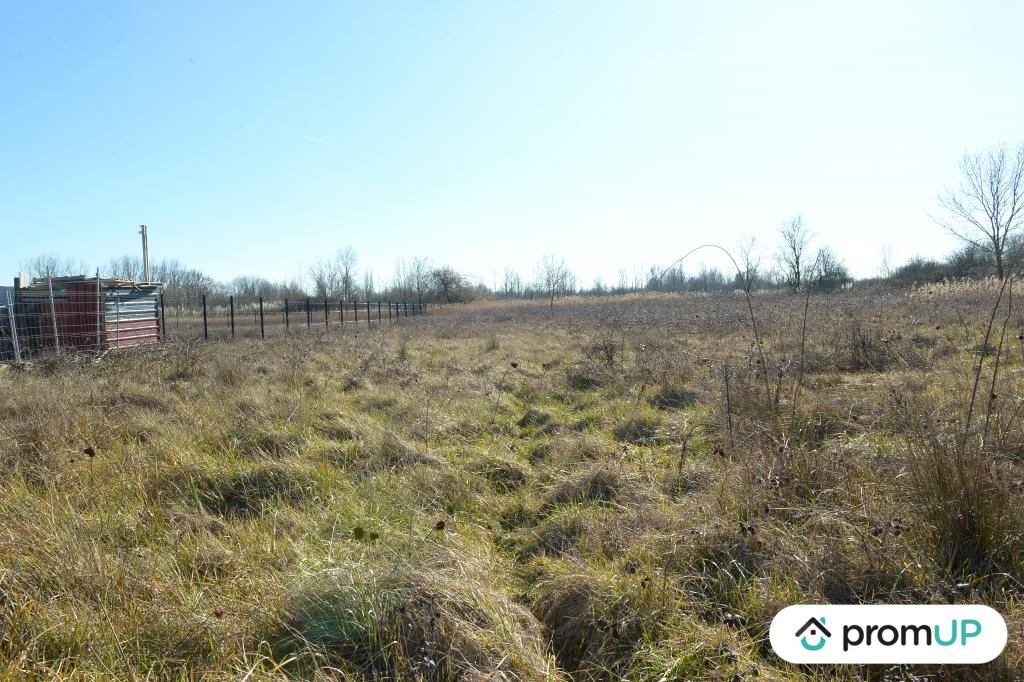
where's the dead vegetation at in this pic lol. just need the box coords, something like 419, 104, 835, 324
0, 285, 1022, 680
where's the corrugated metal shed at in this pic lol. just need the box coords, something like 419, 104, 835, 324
14, 277, 162, 353
103, 285, 161, 349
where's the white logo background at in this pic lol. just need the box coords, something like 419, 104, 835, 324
770, 604, 1007, 664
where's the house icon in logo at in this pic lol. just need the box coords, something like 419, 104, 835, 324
795, 617, 831, 651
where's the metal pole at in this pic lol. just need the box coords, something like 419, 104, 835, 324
377, 301, 381, 323
96, 270, 102, 351
285, 298, 289, 332
339, 300, 344, 325
114, 292, 120, 349
324, 298, 329, 328
47, 276, 59, 351
259, 296, 265, 338
229, 295, 235, 337
354, 300, 358, 323
366, 301, 371, 327
5, 290, 20, 363
388, 302, 392, 323
202, 294, 208, 340
139, 225, 150, 282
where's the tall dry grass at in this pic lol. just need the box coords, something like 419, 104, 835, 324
0, 287, 1021, 680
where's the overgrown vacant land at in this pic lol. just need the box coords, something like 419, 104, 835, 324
1, 285, 1022, 680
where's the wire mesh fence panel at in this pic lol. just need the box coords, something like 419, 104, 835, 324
162, 299, 208, 339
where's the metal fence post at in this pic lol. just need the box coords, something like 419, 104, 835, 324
5, 290, 20, 363
259, 296, 265, 338
284, 298, 290, 332
339, 300, 344, 325
306, 297, 311, 328
366, 301, 371, 327
323, 298, 329, 328
377, 302, 381, 323
229, 295, 235, 338
202, 294, 208, 340
47, 276, 60, 351
388, 302, 393, 322
114, 291, 120, 349
354, 300, 358, 323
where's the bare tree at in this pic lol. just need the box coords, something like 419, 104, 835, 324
735, 236, 762, 293
878, 244, 895, 279
811, 247, 851, 291
938, 144, 1024, 280
409, 257, 431, 304
150, 259, 218, 300
537, 254, 570, 311
777, 216, 811, 290
502, 267, 522, 299
335, 246, 358, 300
390, 260, 412, 303
362, 270, 375, 299
691, 262, 725, 292
308, 258, 339, 299
616, 268, 628, 293
21, 254, 90, 279
106, 255, 144, 280
230, 275, 272, 299
431, 265, 466, 303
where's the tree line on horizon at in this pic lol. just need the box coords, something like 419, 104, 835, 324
17, 142, 1024, 304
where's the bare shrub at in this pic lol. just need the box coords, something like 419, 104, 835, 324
903, 416, 1022, 580
843, 320, 894, 371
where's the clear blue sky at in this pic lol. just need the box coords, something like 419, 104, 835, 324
2, 1, 1022, 287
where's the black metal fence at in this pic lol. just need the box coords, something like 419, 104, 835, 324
159, 296, 426, 340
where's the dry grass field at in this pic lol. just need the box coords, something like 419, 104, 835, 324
1, 285, 1022, 680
